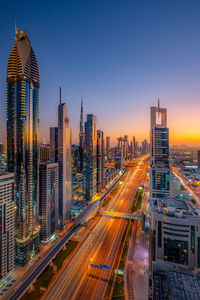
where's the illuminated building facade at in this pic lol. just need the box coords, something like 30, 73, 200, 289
150, 101, 172, 199
0, 172, 14, 280
39, 162, 58, 241
84, 114, 97, 201
58, 88, 72, 227
7, 26, 40, 265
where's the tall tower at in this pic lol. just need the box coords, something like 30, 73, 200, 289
150, 100, 172, 199
106, 136, 111, 161
58, 88, 72, 228
79, 97, 84, 172
84, 114, 97, 201
7, 26, 40, 265
97, 130, 105, 192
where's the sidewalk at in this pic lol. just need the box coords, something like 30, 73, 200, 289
132, 230, 149, 300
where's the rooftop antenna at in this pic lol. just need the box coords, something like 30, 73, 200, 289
15, 18, 18, 41
158, 98, 160, 112
59, 86, 62, 104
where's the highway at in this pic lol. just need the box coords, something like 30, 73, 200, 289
43, 156, 149, 300
6, 166, 127, 300
172, 166, 200, 205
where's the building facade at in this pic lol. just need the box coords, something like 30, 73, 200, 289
150, 101, 172, 199
0, 172, 14, 280
79, 98, 84, 173
84, 114, 97, 201
39, 163, 58, 241
58, 88, 72, 227
150, 198, 200, 269
97, 130, 105, 192
106, 136, 111, 161
7, 27, 40, 265
50, 127, 58, 163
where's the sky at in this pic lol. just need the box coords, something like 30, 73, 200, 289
1, 0, 200, 146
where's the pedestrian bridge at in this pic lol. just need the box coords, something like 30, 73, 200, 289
100, 210, 142, 220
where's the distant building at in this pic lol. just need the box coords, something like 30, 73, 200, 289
150, 197, 200, 269
142, 139, 148, 155
97, 130, 105, 192
58, 88, 72, 227
40, 144, 50, 162
123, 135, 128, 160
150, 100, 172, 199
0, 143, 3, 155
115, 147, 122, 169
197, 150, 200, 169
106, 136, 111, 161
0, 172, 14, 280
84, 114, 97, 201
39, 162, 58, 241
50, 127, 58, 163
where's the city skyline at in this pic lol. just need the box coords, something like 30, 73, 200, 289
1, 1, 200, 146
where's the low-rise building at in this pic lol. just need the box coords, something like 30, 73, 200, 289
150, 197, 200, 269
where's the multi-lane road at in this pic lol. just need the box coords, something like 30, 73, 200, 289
43, 156, 149, 300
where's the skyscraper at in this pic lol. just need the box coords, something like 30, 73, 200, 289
106, 136, 111, 161
7, 25, 40, 265
58, 88, 72, 228
50, 127, 58, 163
39, 162, 58, 241
97, 130, 105, 192
79, 97, 84, 172
0, 172, 14, 280
150, 100, 172, 199
84, 114, 97, 201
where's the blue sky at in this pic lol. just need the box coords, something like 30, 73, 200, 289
1, 0, 200, 145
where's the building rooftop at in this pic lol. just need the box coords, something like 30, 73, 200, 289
152, 267, 200, 300
151, 197, 200, 219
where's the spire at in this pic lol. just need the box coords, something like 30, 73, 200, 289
158, 98, 160, 112
59, 86, 62, 104
80, 96, 84, 134
15, 18, 18, 41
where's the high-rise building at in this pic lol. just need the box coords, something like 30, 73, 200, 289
58, 88, 72, 228
39, 144, 50, 162
106, 136, 111, 161
97, 130, 105, 192
197, 150, 200, 169
0, 143, 3, 155
133, 136, 136, 157
123, 135, 128, 160
142, 139, 148, 155
50, 127, 58, 163
115, 147, 122, 169
79, 98, 84, 173
117, 137, 124, 160
39, 162, 58, 241
7, 26, 40, 265
84, 114, 97, 201
0, 172, 14, 280
150, 100, 172, 199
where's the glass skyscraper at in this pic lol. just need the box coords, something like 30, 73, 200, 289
7, 27, 40, 265
84, 114, 97, 201
150, 101, 172, 199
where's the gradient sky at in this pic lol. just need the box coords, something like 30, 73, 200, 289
1, 0, 200, 146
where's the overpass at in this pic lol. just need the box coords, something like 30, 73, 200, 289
100, 210, 142, 220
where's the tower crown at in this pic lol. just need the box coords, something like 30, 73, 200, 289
7, 27, 39, 86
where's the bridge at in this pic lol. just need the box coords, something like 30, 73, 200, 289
100, 210, 142, 220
